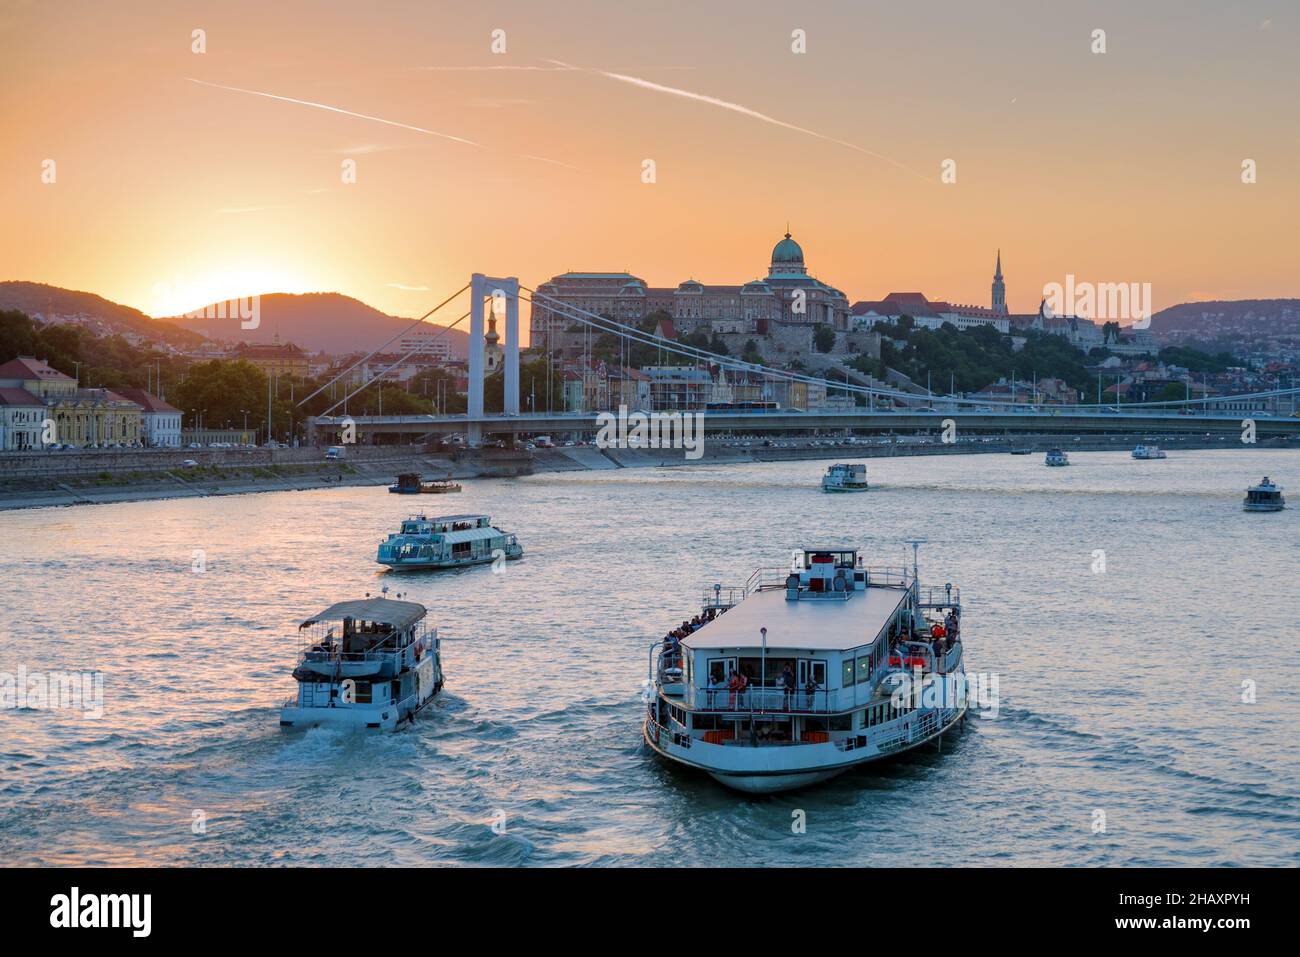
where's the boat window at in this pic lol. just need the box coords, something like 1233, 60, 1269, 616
707, 658, 735, 686
830, 714, 853, 732
353, 681, 372, 704
856, 656, 871, 684
842, 659, 855, 687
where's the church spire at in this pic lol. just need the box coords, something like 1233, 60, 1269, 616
991, 249, 1007, 316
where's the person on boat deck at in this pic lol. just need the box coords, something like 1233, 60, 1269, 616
804, 674, 820, 710
781, 664, 797, 709
945, 610, 959, 645
728, 669, 747, 709
664, 631, 681, 667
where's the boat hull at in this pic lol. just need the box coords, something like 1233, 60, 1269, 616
1243, 502, 1285, 512
378, 550, 523, 571
822, 483, 869, 492
280, 679, 441, 731
644, 704, 967, 794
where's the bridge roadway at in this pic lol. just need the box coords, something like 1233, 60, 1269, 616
306, 409, 1300, 443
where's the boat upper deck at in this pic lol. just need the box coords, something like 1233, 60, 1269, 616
300, 597, 426, 630
396, 514, 493, 535
682, 584, 909, 652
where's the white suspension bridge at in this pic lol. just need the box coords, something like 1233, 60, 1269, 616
301, 275, 1300, 446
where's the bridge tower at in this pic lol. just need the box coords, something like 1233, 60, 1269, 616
467, 274, 521, 448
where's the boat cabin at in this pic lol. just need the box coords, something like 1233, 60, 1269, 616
662, 550, 961, 746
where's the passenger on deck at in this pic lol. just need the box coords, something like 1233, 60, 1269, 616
728, 669, 747, 709
945, 610, 959, 646
804, 674, 820, 711
781, 664, 796, 710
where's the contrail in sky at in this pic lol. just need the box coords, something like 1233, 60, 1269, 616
543, 59, 921, 178
186, 77, 481, 147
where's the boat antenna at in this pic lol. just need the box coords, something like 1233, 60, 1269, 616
903, 539, 927, 590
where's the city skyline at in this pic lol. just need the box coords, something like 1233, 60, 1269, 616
4, 0, 1298, 335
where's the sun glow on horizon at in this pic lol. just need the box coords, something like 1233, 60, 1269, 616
148, 264, 322, 318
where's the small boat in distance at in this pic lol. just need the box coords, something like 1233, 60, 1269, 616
644, 544, 967, 793
1132, 445, 1167, 460
389, 473, 462, 494
377, 513, 523, 570
1009, 447, 1033, 455
822, 463, 869, 492
1044, 449, 1070, 467
280, 592, 442, 731
1243, 477, 1285, 512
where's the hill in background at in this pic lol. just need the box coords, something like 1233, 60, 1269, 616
1150, 298, 1300, 348
160, 291, 469, 357
0, 281, 206, 348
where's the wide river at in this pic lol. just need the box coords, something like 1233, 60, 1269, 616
2, 448, 1297, 866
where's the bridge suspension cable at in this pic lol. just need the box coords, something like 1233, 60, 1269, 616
296, 282, 470, 408
316, 307, 475, 418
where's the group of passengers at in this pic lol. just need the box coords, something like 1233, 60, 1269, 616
706, 663, 819, 712
661, 607, 724, 669
886, 608, 961, 671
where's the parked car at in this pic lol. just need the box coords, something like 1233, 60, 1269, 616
180, 459, 198, 468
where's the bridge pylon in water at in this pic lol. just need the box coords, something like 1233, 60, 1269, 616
467, 273, 520, 448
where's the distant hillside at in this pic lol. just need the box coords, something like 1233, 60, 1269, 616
1150, 298, 1300, 346
0, 281, 205, 348
161, 291, 469, 357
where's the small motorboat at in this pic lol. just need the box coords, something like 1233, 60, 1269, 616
389, 473, 462, 494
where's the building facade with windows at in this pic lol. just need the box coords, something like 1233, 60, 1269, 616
114, 389, 184, 447
530, 230, 851, 345
0, 356, 144, 447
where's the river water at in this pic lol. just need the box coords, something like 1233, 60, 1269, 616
1, 448, 1297, 866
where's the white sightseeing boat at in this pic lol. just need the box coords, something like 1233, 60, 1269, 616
1044, 448, 1070, 467
1132, 445, 1167, 460
377, 513, 523, 570
644, 545, 967, 793
1243, 476, 1285, 512
822, 463, 869, 492
280, 593, 442, 731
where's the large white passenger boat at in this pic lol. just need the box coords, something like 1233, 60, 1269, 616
644, 546, 967, 793
1243, 476, 1285, 512
377, 513, 523, 570
822, 463, 869, 492
1132, 445, 1167, 460
280, 593, 442, 731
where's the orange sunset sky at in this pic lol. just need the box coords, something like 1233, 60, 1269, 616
2, 0, 1297, 344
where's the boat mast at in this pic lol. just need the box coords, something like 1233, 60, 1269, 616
903, 538, 926, 600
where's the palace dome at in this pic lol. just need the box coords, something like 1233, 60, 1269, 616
770, 231, 804, 265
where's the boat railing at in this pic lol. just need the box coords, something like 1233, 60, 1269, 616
299, 625, 428, 669
701, 564, 949, 611
686, 684, 844, 715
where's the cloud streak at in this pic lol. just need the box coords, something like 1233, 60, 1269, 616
544, 59, 921, 178
187, 78, 481, 147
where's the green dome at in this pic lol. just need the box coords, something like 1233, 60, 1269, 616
771, 231, 804, 264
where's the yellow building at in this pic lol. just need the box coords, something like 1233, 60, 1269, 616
233, 339, 310, 378
0, 356, 143, 447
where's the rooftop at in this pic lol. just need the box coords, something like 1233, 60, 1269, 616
682, 584, 908, 652
113, 388, 181, 413
300, 598, 426, 630
0, 356, 76, 383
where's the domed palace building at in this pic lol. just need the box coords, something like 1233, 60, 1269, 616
529, 228, 850, 346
